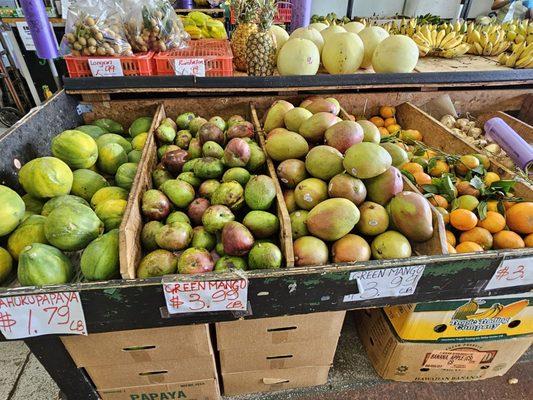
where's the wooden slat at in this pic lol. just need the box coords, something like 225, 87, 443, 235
415, 55, 509, 73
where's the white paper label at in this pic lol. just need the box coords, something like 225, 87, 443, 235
163, 279, 248, 314
485, 257, 532, 290
173, 58, 206, 77
0, 292, 87, 339
16, 22, 58, 52
61, 0, 73, 16
88, 58, 124, 77
343, 265, 426, 302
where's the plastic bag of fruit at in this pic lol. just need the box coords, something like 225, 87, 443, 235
61, 0, 133, 57
123, 0, 189, 52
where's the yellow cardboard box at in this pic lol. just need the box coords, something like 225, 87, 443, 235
383, 293, 532, 342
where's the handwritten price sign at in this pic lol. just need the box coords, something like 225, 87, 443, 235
88, 58, 124, 77
343, 265, 426, 302
485, 257, 532, 291
0, 292, 87, 339
173, 58, 206, 77
163, 279, 248, 314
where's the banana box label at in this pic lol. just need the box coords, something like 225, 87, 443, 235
384, 293, 532, 342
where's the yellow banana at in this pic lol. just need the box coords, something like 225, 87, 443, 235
466, 304, 503, 320
506, 52, 519, 67
436, 29, 446, 46
473, 42, 484, 55
516, 53, 533, 68
431, 29, 438, 46
440, 31, 456, 48
483, 42, 493, 56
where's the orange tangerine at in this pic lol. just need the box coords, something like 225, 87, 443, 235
447, 243, 457, 253
459, 227, 493, 250
384, 117, 397, 127
429, 195, 449, 209
493, 230, 525, 249
369, 116, 385, 127
435, 207, 450, 224
379, 106, 396, 119
400, 129, 423, 142
456, 195, 479, 211
445, 230, 456, 246
455, 241, 484, 253
473, 154, 491, 169
455, 155, 480, 176
450, 209, 478, 231
387, 124, 402, 134
422, 149, 438, 160
484, 172, 500, 187
413, 172, 432, 186
378, 126, 390, 137
477, 211, 506, 233
402, 162, 424, 174
428, 159, 450, 177
524, 233, 533, 247
487, 200, 499, 213
506, 202, 533, 234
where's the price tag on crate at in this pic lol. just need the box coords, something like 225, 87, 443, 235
0, 292, 87, 339
88, 58, 124, 77
162, 273, 248, 314
173, 58, 206, 77
343, 265, 426, 302
485, 257, 532, 290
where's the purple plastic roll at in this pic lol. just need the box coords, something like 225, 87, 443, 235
484, 117, 533, 171
176, 0, 194, 9
290, 0, 311, 32
18, 0, 58, 59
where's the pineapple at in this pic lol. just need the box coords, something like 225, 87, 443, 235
231, 0, 259, 72
246, 0, 277, 76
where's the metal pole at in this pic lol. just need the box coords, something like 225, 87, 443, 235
347, 0, 354, 19
47, 58, 62, 90
461, 0, 473, 19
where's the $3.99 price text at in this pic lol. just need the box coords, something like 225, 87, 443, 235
163, 280, 248, 314
0, 292, 87, 339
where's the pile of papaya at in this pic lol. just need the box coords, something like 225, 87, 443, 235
0, 116, 153, 286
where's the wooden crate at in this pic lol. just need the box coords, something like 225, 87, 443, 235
120, 103, 292, 279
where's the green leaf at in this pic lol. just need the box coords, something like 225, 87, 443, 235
489, 180, 516, 194
440, 175, 457, 200
422, 184, 440, 194
413, 147, 426, 156
471, 165, 486, 175
477, 201, 488, 220
497, 201, 506, 217
470, 176, 485, 190
427, 157, 438, 174
401, 170, 416, 183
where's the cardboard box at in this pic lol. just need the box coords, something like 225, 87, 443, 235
61, 324, 212, 367
87, 357, 217, 390
222, 366, 330, 396
216, 311, 346, 350
384, 293, 532, 342
356, 308, 533, 382
98, 379, 220, 400
219, 337, 340, 373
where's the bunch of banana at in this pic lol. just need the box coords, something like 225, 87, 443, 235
498, 41, 533, 68
398, 18, 418, 36
441, 20, 467, 35
503, 19, 532, 46
466, 24, 510, 56
379, 20, 394, 33
412, 24, 470, 58
465, 303, 504, 320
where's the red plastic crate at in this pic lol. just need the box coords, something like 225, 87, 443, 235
64, 52, 154, 78
153, 39, 233, 77
230, 1, 292, 25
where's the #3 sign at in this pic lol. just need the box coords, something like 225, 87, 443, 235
343, 265, 426, 302
485, 256, 532, 290
163, 278, 248, 314
0, 292, 87, 339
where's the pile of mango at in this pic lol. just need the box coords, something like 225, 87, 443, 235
0, 116, 153, 286
263, 98, 436, 266
138, 112, 283, 278
181, 11, 227, 40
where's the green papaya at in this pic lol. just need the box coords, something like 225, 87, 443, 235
19, 157, 73, 198
52, 130, 98, 169
7, 215, 48, 260
0, 185, 25, 237
71, 169, 109, 202
75, 125, 107, 139
131, 132, 148, 151
0, 247, 13, 283
129, 117, 152, 138
44, 203, 104, 251
18, 243, 73, 286
95, 199, 127, 231
115, 163, 138, 191
90, 186, 128, 209
81, 229, 119, 281
128, 150, 142, 163
41, 195, 90, 216
22, 194, 45, 214
96, 134, 132, 153
93, 118, 124, 135
97, 143, 128, 175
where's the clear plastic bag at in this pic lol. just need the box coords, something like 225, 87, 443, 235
61, 0, 133, 57
124, 0, 189, 52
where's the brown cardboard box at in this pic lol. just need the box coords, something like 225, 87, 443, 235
61, 324, 212, 368
356, 309, 533, 382
222, 366, 330, 396
219, 337, 340, 373
98, 378, 220, 400
87, 357, 217, 390
216, 311, 346, 350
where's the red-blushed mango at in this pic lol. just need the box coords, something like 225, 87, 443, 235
284, 107, 313, 132
332, 234, 371, 263
325, 121, 364, 154
299, 112, 341, 142
343, 142, 392, 179
328, 174, 367, 205
294, 236, 328, 266
389, 191, 433, 242
306, 198, 360, 241
371, 231, 412, 259
305, 145, 344, 180
305, 98, 339, 115
264, 100, 294, 133
277, 159, 308, 188
364, 166, 403, 205
355, 201, 389, 236
294, 178, 328, 210
265, 130, 309, 161
380, 142, 409, 167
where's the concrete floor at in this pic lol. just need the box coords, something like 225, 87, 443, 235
0, 316, 530, 400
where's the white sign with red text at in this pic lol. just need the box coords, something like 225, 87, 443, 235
173, 58, 206, 77
0, 292, 87, 339
485, 257, 532, 290
163, 279, 248, 314
88, 58, 124, 77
